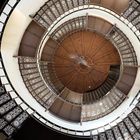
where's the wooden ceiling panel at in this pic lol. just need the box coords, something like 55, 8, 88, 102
101, 0, 115, 9
113, 0, 129, 14
94, 18, 105, 33
90, 0, 129, 14
19, 21, 45, 57
52, 31, 120, 93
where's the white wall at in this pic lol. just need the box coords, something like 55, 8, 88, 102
1, 2, 140, 134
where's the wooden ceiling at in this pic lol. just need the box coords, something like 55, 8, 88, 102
53, 31, 120, 93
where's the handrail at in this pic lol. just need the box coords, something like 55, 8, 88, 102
30, 91, 139, 137
36, 4, 138, 106
34, 3, 140, 135
37, 5, 140, 60
40, 20, 137, 95
0, 0, 140, 138
0, 0, 20, 45
0, 2, 41, 117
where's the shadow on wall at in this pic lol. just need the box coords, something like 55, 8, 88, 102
0, 133, 7, 140
0, 0, 9, 13
12, 117, 91, 140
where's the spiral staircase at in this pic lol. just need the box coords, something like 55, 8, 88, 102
0, 0, 140, 139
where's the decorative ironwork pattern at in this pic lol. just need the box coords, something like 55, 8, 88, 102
0, 0, 140, 138
19, 57, 57, 110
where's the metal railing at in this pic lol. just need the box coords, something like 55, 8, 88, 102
29, 1, 140, 136
0, 0, 140, 138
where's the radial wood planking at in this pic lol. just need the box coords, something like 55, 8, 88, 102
53, 31, 120, 93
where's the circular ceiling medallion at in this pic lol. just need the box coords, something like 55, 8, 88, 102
46, 31, 120, 93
